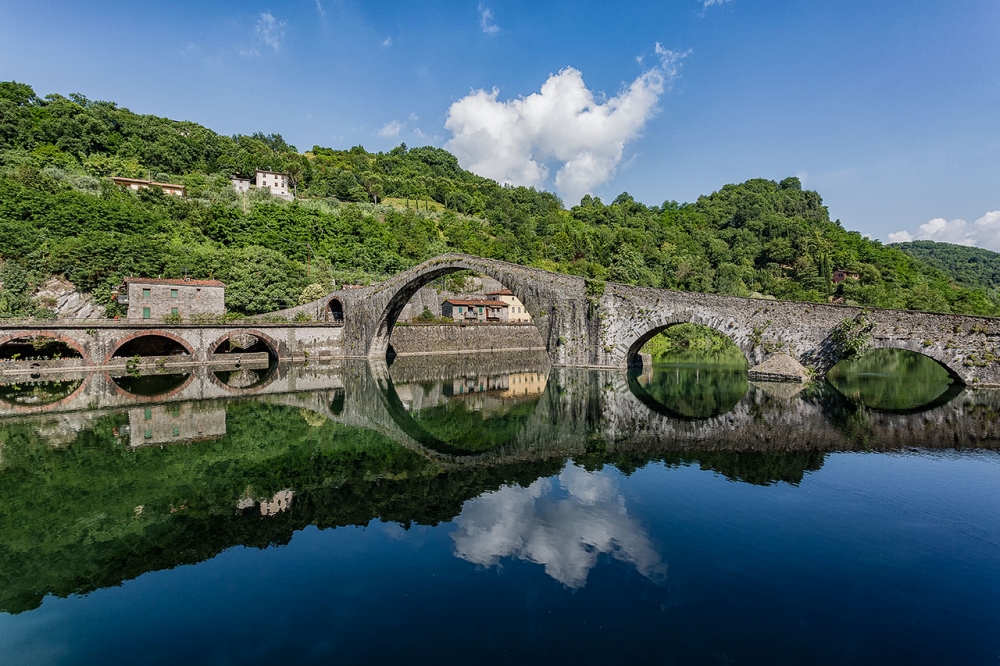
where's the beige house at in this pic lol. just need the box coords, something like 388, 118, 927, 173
256, 169, 293, 200
118, 277, 225, 320
486, 289, 531, 324
111, 177, 185, 197
231, 177, 252, 194
442, 299, 509, 323
485, 289, 531, 322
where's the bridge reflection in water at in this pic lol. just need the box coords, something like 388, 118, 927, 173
1, 352, 999, 614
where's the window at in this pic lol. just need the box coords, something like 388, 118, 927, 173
142, 288, 150, 298
478, 307, 483, 313
173, 427, 180, 436
171, 289, 178, 298
144, 407, 152, 420
458, 306, 463, 313
142, 307, 151, 319
171, 308, 178, 316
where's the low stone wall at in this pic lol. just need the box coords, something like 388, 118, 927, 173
389, 323, 546, 356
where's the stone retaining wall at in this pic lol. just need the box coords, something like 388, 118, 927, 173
389, 323, 546, 356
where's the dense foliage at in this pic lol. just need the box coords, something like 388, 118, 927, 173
893, 240, 1000, 295
1, 80, 997, 318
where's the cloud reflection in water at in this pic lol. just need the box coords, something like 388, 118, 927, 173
452, 463, 666, 588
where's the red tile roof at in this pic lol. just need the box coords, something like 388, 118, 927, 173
124, 277, 225, 287
444, 299, 509, 307
485, 289, 514, 296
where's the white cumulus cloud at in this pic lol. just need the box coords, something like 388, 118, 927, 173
887, 211, 1000, 251
451, 463, 667, 588
255, 12, 286, 52
444, 44, 686, 205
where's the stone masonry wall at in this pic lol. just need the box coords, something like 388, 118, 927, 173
389, 323, 545, 356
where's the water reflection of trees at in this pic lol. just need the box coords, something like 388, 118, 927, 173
0, 398, 832, 615
826, 349, 959, 412
0, 379, 83, 406
628, 358, 748, 419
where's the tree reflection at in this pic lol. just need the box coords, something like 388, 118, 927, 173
826, 349, 961, 412
627, 355, 748, 419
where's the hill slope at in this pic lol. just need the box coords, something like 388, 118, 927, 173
892, 240, 1000, 294
0, 80, 996, 319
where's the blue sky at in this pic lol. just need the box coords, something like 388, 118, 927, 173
1, 0, 998, 246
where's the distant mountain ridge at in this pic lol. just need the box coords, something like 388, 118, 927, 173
892, 241, 1000, 294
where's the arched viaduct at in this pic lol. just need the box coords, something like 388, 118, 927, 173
3, 254, 1000, 386
287, 254, 1000, 386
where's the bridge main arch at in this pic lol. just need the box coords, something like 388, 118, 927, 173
361, 255, 562, 361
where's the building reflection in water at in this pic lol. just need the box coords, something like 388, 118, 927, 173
451, 462, 666, 588
235, 489, 295, 516
395, 371, 547, 415
121, 403, 227, 448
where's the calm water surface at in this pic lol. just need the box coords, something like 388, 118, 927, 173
1, 351, 998, 664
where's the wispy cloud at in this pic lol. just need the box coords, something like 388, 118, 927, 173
255, 12, 287, 52
888, 211, 1000, 251
382, 36, 393, 48
378, 120, 403, 138
479, 4, 500, 35
702, 0, 732, 7
238, 47, 260, 59
445, 43, 688, 205
314, 0, 325, 17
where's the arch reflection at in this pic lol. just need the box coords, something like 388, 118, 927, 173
112, 373, 191, 397
627, 356, 749, 420
826, 348, 962, 413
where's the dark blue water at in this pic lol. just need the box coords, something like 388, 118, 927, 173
1, 357, 999, 664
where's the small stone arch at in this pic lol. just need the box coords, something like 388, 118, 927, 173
105, 331, 195, 364
868, 338, 968, 385
0, 331, 91, 364
328, 298, 344, 324
618, 315, 753, 370
208, 329, 281, 360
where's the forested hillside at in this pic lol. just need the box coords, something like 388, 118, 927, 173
892, 240, 1000, 295
1, 80, 997, 318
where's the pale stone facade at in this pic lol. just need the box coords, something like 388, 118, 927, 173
120, 277, 226, 320
442, 299, 509, 323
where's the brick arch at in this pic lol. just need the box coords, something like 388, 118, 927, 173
365, 255, 553, 360
616, 314, 753, 370
0, 331, 91, 364
207, 364, 280, 394
0, 372, 93, 414
104, 330, 195, 364
208, 329, 281, 358
108, 370, 196, 402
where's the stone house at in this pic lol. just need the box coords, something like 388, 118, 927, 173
111, 177, 185, 197
441, 299, 509, 323
118, 277, 226, 320
832, 269, 860, 284
485, 289, 532, 322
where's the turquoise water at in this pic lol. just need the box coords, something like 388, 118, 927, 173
1, 354, 998, 664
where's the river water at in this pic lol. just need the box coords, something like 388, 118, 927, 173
0, 351, 998, 664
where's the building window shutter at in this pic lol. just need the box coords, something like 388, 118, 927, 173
142, 288, 150, 298
142, 307, 151, 319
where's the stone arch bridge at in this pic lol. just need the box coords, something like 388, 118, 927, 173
2, 254, 999, 386
288, 254, 1000, 386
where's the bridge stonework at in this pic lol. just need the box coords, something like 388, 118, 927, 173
312, 254, 1000, 386
3, 254, 1000, 385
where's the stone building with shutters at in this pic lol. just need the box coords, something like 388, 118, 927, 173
118, 277, 226, 320
441, 298, 510, 323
